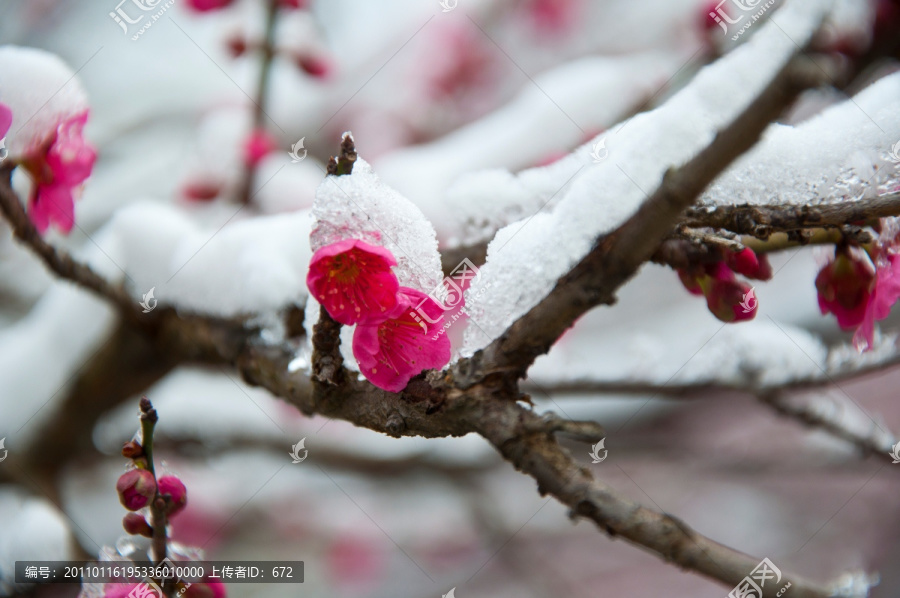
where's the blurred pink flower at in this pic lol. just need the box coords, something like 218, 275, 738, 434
0, 101, 10, 141
526, 0, 581, 36
22, 111, 96, 234
242, 128, 277, 167
307, 239, 400, 325
326, 534, 384, 590
185, 0, 233, 12
353, 287, 451, 392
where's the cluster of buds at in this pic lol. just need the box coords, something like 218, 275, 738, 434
677, 248, 772, 323
116, 400, 187, 539
815, 240, 900, 351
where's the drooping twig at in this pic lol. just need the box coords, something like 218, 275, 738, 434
0, 164, 139, 321
758, 390, 897, 465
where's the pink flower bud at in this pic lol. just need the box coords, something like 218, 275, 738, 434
297, 55, 332, 79
677, 268, 705, 296
726, 248, 772, 281
705, 278, 757, 323
182, 180, 222, 202
121, 440, 144, 459
158, 475, 188, 516
116, 469, 157, 511
816, 249, 875, 329
122, 513, 153, 537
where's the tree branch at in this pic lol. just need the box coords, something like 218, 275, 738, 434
465, 53, 832, 383
682, 192, 900, 238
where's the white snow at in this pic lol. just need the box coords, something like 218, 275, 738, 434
0, 45, 89, 158
310, 155, 443, 294
460, 0, 835, 356
701, 72, 900, 207
0, 490, 73, 594
376, 51, 688, 244
108, 202, 313, 317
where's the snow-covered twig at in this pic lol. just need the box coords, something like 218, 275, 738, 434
759, 390, 897, 464
460, 53, 834, 386
683, 191, 900, 239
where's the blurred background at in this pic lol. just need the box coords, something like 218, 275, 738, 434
0, 0, 899, 596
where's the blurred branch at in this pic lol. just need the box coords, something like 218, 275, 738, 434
236, 0, 279, 205
758, 390, 897, 465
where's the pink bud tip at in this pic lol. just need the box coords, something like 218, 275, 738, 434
157, 475, 188, 516
116, 469, 157, 511
182, 181, 222, 202
677, 268, 705, 296
298, 55, 331, 79
122, 513, 153, 537
705, 278, 757, 323
185, 0, 234, 12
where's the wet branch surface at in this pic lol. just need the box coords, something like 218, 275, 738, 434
0, 48, 889, 598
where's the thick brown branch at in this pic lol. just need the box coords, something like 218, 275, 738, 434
682, 192, 900, 237
466, 53, 830, 383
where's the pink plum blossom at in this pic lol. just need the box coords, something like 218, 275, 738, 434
307, 239, 400, 325
352, 287, 451, 392
22, 110, 96, 233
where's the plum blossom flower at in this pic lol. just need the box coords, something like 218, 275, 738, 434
307, 239, 400, 325
352, 287, 451, 392
0, 46, 96, 234
23, 111, 96, 233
